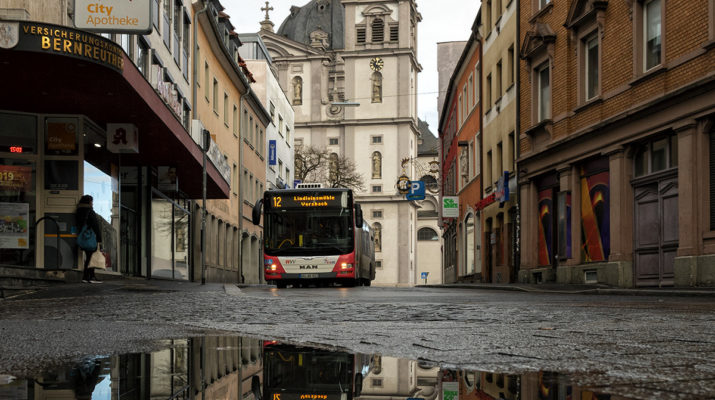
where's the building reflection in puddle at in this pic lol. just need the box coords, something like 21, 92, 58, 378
0, 336, 628, 400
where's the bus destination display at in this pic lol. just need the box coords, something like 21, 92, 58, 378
269, 194, 340, 209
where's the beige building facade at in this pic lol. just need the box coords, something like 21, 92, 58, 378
477, 0, 519, 283
259, 0, 423, 286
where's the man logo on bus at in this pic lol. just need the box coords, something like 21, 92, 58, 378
299, 265, 318, 269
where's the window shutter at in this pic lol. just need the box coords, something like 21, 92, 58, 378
357, 27, 366, 44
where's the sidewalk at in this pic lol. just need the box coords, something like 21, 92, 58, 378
420, 282, 715, 297
1, 273, 236, 301
5, 274, 715, 300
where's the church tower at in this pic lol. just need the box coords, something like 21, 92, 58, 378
259, 0, 422, 286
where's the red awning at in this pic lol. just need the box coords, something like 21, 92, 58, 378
0, 21, 229, 199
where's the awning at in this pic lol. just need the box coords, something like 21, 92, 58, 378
0, 20, 230, 199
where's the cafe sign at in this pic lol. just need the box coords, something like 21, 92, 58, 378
74, 0, 152, 34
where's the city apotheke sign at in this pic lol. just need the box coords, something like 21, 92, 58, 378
74, 0, 152, 34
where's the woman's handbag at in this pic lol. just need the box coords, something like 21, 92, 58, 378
77, 224, 97, 251
88, 250, 106, 269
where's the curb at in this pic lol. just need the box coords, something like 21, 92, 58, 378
420, 284, 715, 297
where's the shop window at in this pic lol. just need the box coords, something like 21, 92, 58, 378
0, 112, 36, 154
580, 158, 610, 263
0, 158, 36, 267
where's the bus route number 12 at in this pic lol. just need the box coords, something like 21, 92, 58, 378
273, 197, 282, 208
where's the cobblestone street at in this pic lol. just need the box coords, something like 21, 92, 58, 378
1, 280, 714, 398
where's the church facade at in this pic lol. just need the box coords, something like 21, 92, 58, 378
259, 0, 423, 286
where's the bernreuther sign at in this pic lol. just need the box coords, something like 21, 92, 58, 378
74, 0, 152, 34
0, 21, 124, 72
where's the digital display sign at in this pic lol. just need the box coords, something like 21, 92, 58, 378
267, 193, 345, 209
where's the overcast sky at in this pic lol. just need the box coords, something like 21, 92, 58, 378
223, 0, 481, 136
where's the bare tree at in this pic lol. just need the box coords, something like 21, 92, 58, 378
294, 145, 364, 191
294, 145, 326, 183
326, 153, 364, 191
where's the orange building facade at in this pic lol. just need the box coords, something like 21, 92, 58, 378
440, 14, 483, 283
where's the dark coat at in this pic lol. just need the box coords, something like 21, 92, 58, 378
76, 203, 103, 243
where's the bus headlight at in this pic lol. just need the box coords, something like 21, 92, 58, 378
267, 264, 277, 271
341, 263, 352, 269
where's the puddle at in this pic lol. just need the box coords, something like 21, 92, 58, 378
0, 335, 709, 400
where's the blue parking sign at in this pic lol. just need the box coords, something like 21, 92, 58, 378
406, 181, 425, 201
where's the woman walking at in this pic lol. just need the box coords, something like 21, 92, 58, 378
76, 195, 103, 283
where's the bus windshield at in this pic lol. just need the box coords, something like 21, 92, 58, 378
264, 207, 354, 256
264, 348, 352, 392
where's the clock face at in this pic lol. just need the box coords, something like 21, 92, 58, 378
370, 57, 384, 71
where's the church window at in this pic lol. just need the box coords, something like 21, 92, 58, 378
418, 228, 439, 241
371, 72, 383, 103
372, 18, 385, 42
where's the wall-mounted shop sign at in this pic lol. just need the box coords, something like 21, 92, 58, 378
106, 123, 139, 153
46, 119, 78, 155
74, 0, 152, 34
475, 193, 496, 211
442, 196, 459, 218
151, 65, 182, 117
495, 171, 510, 205
206, 139, 231, 184
268, 140, 277, 166
0, 21, 124, 72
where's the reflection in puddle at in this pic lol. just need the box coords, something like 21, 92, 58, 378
0, 336, 697, 399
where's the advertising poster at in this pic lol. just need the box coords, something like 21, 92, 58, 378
0, 202, 30, 249
0, 165, 32, 192
442, 381, 459, 400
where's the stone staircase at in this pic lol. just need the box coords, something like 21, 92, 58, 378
0, 265, 78, 299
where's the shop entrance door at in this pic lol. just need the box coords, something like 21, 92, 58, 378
634, 175, 678, 287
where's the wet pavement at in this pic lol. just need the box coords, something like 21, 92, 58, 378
0, 334, 713, 399
0, 276, 714, 399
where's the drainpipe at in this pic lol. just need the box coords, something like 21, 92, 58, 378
238, 95, 244, 284
515, 0, 522, 278
193, 0, 209, 284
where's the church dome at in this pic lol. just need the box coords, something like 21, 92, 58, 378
277, 0, 344, 50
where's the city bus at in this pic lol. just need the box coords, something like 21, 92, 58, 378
252, 186, 376, 288
262, 341, 371, 400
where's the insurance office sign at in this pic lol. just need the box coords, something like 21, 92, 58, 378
74, 0, 152, 34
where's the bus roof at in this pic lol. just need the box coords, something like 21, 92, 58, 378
266, 187, 352, 195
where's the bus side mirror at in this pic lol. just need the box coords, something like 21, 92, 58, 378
252, 199, 263, 225
354, 204, 363, 227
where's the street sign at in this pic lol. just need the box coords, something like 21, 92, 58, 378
268, 140, 277, 166
406, 180, 425, 201
420, 272, 428, 279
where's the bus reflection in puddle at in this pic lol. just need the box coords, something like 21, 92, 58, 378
0, 335, 695, 399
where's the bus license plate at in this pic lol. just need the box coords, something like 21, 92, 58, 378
300, 273, 319, 279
